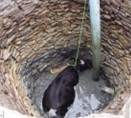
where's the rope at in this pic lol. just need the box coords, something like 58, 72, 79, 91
74, 0, 88, 66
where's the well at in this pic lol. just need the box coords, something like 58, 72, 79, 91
0, 0, 131, 117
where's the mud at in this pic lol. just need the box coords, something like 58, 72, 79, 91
29, 69, 113, 118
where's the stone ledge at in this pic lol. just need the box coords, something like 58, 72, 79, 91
0, 106, 40, 118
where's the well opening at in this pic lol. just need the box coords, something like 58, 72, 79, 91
0, 0, 131, 117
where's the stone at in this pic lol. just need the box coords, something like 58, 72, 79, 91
78, 113, 124, 118
3, 49, 11, 60
29, 20, 36, 26
3, 18, 12, 29
0, 106, 38, 118
103, 14, 111, 20
18, 26, 25, 31
22, 5, 35, 15
2, 18, 8, 24
16, 40, 22, 45
6, 35, 16, 46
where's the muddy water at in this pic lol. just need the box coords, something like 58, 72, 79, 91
65, 70, 110, 118
31, 69, 112, 118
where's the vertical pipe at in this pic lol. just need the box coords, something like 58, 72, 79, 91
89, 0, 101, 81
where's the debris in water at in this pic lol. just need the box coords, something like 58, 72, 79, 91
100, 85, 115, 95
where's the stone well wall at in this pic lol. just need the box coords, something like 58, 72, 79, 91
0, 0, 131, 116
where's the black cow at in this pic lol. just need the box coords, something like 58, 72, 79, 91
42, 59, 92, 118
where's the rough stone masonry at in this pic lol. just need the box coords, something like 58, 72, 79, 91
0, 0, 131, 117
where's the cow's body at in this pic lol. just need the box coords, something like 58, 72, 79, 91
42, 59, 92, 118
